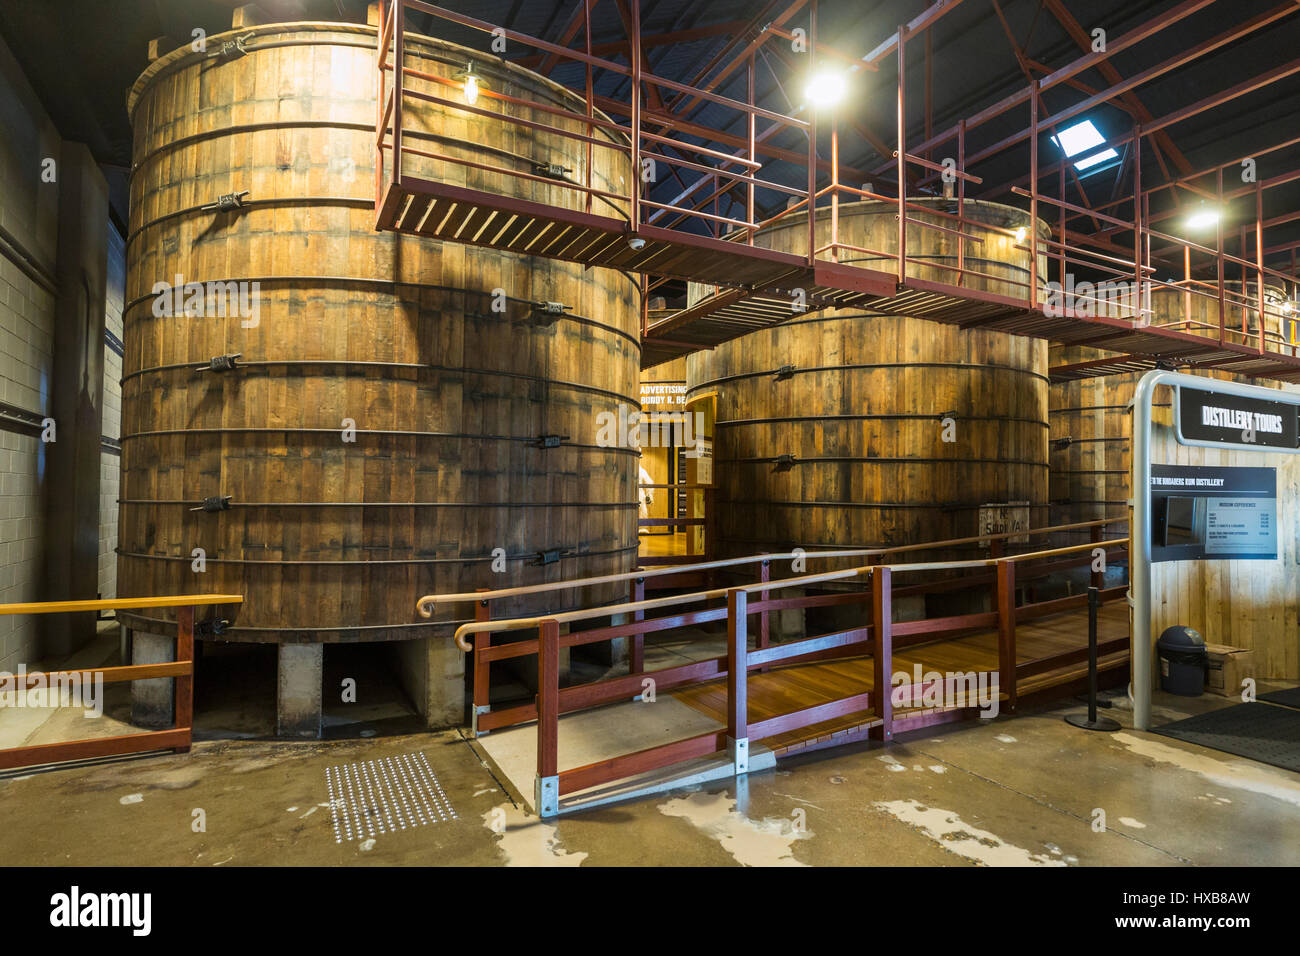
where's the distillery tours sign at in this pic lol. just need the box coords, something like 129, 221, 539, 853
1178, 386, 1300, 450
1150, 464, 1278, 562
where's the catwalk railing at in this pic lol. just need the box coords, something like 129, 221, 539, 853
416, 518, 1129, 814
375, 0, 1300, 373
0, 594, 243, 771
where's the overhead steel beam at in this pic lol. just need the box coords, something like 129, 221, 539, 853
873, 0, 1220, 177
537, 0, 605, 75
1041, 0, 1193, 179
514, 20, 750, 67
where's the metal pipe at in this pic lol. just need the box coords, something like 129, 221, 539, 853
896, 25, 907, 284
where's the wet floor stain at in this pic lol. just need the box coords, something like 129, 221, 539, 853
871, 798, 1068, 866
481, 804, 587, 867
657, 790, 811, 866
1113, 732, 1300, 808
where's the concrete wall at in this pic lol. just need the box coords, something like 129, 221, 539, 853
0, 33, 60, 673
99, 225, 123, 600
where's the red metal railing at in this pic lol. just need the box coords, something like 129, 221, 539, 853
375, 0, 1300, 371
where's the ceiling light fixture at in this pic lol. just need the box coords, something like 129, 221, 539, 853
804, 70, 847, 108
1186, 205, 1220, 230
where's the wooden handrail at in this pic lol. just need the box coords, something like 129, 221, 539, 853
448, 534, 1132, 651
421, 549, 879, 616
449, 565, 867, 651
0, 594, 242, 772
0, 594, 242, 615
418, 517, 1128, 614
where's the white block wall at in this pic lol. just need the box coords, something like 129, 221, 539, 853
0, 34, 61, 672
99, 225, 124, 600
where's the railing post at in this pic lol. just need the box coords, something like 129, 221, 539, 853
630, 575, 645, 675
1029, 79, 1038, 310
896, 25, 907, 285
1256, 178, 1266, 354
1089, 525, 1104, 590
958, 118, 967, 287
726, 588, 749, 774
629, 0, 641, 231
1058, 161, 1065, 293
871, 566, 893, 741
806, 0, 818, 263
1216, 166, 1226, 344
584, 0, 593, 216
996, 558, 1017, 713
1132, 123, 1142, 322
173, 605, 195, 753
392, 0, 404, 188
535, 619, 560, 817
375, 0, 386, 209
471, 589, 491, 736
747, 52, 756, 244
830, 118, 840, 262
758, 556, 770, 651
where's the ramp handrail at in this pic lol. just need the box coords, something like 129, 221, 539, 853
446, 536, 1128, 651
416, 516, 1126, 615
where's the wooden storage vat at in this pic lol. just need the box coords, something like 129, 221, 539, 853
118, 22, 639, 644
686, 200, 1050, 561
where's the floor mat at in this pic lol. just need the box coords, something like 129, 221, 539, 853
1258, 686, 1300, 710
1153, 703, 1300, 774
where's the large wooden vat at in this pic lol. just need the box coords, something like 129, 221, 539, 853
686, 200, 1050, 560
118, 22, 639, 647
1047, 345, 1149, 534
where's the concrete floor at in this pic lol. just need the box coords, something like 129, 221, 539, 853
3, 664, 1298, 865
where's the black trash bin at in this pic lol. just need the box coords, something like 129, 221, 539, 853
1157, 626, 1206, 696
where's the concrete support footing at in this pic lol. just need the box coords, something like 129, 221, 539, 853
277, 643, 324, 738
130, 631, 176, 729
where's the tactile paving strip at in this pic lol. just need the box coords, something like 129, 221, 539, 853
325, 752, 457, 843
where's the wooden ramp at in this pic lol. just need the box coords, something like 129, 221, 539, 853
673, 603, 1129, 758
472, 602, 1129, 816
445, 521, 1135, 816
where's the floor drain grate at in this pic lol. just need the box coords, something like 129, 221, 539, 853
325, 751, 457, 843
